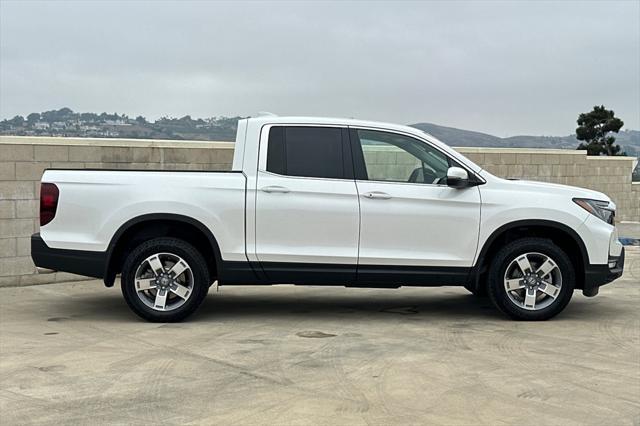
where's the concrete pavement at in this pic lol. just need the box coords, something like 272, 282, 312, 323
1, 248, 639, 425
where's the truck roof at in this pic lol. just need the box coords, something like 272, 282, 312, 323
244, 115, 427, 138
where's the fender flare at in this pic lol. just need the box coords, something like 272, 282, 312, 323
103, 213, 223, 286
469, 219, 589, 290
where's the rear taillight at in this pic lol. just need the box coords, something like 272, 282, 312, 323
40, 183, 59, 226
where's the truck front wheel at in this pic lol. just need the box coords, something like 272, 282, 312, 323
121, 237, 210, 322
487, 238, 575, 320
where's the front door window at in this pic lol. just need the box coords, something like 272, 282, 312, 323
357, 129, 452, 185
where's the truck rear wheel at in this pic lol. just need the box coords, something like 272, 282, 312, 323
487, 238, 574, 320
121, 238, 210, 322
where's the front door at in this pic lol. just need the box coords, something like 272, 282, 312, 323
351, 128, 481, 283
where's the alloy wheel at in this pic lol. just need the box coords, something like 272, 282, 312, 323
503, 252, 562, 311
134, 252, 194, 312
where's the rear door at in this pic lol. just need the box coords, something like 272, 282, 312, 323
254, 125, 359, 283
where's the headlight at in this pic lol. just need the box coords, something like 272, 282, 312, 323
573, 198, 615, 225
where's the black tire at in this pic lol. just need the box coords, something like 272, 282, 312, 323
487, 238, 574, 321
121, 237, 210, 322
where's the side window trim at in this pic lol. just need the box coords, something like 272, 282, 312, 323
348, 128, 368, 180
341, 128, 355, 180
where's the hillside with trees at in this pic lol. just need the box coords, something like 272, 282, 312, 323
0, 107, 245, 141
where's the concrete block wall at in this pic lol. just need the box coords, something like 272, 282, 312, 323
0, 136, 638, 287
365, 146, 638, 222
632, 183, 640, 222
362, 146, 422, 181
0, 136, 233, 287
457, 148, 638, 222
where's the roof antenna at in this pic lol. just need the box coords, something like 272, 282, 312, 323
257, 111, 277, 117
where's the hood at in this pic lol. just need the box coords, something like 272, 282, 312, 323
480, 171, 612, 203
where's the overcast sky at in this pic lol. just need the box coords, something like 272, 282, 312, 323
1, 0, 638, 136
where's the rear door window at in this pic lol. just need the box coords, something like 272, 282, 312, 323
267, 126, 351, 179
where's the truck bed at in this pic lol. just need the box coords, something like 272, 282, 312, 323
39, 169, 247, 263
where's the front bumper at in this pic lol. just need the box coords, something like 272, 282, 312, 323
583, 247, 625, 297
31, 233, 106, 279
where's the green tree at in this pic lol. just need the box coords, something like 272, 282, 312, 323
26, 112, 40, 123
576, 105, 624, 156
80, 112, 98, 122
7, 115, 25, 126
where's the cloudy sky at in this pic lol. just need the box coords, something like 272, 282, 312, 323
1, 0, 638, 136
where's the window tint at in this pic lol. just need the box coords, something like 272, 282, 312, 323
267, 126, 346, 179
357, 129, 451, 184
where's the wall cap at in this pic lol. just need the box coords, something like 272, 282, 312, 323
453, 147, 583, 155
0, 135, 234, 149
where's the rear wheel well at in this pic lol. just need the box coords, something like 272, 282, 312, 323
105, 219, 219, 286
475, 224, 586, 292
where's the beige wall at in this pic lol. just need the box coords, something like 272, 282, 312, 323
458, 147, 638, 222
1, 136, 638, 287
632, 183, 640, 222
0, 136, 233, 287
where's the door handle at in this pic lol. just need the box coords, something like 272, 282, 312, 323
260, 185, 290, 194
362, 191, 392, 200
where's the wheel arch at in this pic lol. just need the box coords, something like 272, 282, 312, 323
103, 213, 222, 287
471, 219, 589, 292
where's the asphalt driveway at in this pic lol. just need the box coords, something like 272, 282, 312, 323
1, 248, 638, 425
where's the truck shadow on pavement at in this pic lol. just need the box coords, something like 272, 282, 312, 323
193, 292, 630, 323
194, 291, 504, 321
48, 287, 632, 323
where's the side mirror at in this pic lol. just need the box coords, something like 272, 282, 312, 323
446, 166, 469, 188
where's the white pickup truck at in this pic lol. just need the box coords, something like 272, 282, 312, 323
32, 116, 624, 322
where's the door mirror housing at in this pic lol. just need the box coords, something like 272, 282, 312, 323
446, 167, 469, 188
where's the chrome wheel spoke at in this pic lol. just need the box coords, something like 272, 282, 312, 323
539, 281, 560, 298
523, 287, 537, 309
154, 288, 168, 310
516, 255, 534, 274
169, 260, 189, 279
170, 283, 191, 299
536, 258, 557, 279
136, 278, 156, 291
135, 252, 195, 312
147, 255, 165, 276
505, 278, 525, 291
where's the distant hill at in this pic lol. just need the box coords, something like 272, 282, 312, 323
410, 122, 640, 158
0, 108, 245, 142
2, 107, 638, 160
